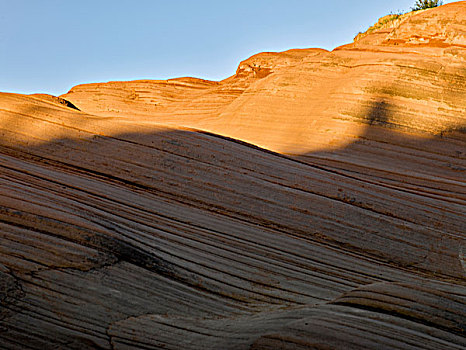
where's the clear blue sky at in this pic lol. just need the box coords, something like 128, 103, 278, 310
0, 0, 457, 95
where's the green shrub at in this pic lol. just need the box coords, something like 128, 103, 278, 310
412, 0, 443, 11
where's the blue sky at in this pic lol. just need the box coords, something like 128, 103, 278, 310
0, 0, 457, 95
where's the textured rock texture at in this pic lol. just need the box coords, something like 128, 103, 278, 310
0, 2, 465, 349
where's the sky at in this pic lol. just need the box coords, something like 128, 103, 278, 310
0, 0, 458, 95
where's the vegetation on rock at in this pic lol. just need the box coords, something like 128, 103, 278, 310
412, 0, 443, 11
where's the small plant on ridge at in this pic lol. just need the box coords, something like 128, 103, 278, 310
412, 0, 443, 11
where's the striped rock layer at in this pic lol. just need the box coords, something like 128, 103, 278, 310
1, 2, 465, 349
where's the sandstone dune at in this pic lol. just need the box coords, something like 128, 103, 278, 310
0, 2, 465, 349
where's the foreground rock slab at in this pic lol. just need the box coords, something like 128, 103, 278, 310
0, 2, 465, 349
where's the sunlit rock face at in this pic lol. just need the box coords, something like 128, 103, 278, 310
61, 2, 466, 154
0, 2, 465, 349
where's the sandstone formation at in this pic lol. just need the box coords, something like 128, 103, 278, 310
0, 2, 465, 349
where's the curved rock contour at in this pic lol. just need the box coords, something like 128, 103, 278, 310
0, 2, 465, 349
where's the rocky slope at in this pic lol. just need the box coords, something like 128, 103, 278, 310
0, 2, 465, 349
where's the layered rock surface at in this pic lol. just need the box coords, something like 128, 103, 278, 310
0, 2, 465, 349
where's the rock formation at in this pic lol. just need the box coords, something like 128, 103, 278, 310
0, 2, 465, 349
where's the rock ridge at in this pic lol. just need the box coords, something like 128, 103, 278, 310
0, 2, 465, 349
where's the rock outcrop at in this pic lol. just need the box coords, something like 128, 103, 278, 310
0, 2, 465, 349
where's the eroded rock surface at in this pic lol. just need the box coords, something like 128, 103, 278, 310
0, 2, 465, 349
